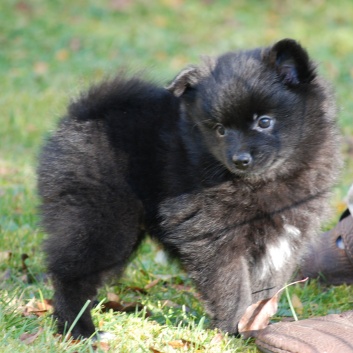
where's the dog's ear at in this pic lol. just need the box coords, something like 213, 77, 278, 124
267, 39, 316, 86
166, 66, 200, 97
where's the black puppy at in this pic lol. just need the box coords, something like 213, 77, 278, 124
38, 39, 341, 338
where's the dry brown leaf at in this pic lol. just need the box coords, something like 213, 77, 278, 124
101, 300, 124, 312
0, 251, 12, 262
210, 332, 224, 345
161, 299, 191, 313
23, 298, 53, 317
168, 339, 202, 350
168, 339, 188, 348
54, 333, 83, 345
238, 278, 308, 338
101, 300, 150, 315
126, 285, 147, 294
238, 294, 280, 338
37, 299, 54, 312
161, 300, 180, 308
106, 292, 120, 302
92, 341, 110, 352
145, 278, 160, 289
149, 347, 164, 353
120, 301, 145, 312
20, 328, 43, 344
171, 284, 193, 292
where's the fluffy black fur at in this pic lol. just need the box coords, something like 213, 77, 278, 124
38, 39, 341, 338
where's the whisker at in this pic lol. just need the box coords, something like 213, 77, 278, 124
202, 160, 228, 182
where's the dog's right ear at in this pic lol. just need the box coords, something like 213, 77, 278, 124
267, 39, 316, 86
166, 66, 200, 97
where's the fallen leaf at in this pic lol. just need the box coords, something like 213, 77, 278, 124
54, 333, 83, 345
172, 284, 193, 292
168, 339, 202, 350
149, 347, 164, 353
238, 295, 280, 338
238, 278, 308, 338
101, 300, 148, 314
161, 300, 180, 308
20, 328, 43, 344
37, 299, 54, 312
106, 292, 120, 302
120, 302, 145, 313
0, 251, 12, 262
168, 339, 188, 348
126, 285, 147, 294
101, 300, 124, 312
145, 278, 160, 290
92, 341, 110, 351
210, 332, 224, 344
23, 298, 53, 317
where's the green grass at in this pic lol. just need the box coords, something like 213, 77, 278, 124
1, 0, 353, 351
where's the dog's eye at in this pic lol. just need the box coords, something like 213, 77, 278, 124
256, 116, 274, 130
216, 124, 226, 136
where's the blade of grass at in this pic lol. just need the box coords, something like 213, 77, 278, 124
285, 284, 298, 321
64, 299, 91, 341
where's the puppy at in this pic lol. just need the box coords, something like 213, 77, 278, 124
38, 39, 341, 338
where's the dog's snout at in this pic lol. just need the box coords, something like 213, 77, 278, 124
232, 153, 252, 170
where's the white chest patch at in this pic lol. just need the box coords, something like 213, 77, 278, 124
259, 224, 301, 279
283, 224, 301, 237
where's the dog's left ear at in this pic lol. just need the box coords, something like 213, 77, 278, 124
166, 66, 200, 97
267, 39, 316, 86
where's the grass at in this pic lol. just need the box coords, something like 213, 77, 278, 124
1, 0, 353, 351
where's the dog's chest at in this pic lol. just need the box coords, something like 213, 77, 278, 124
158, 181, 301, 251
255, 224, 302, 278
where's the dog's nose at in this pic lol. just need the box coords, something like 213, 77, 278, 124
232, 153, 252, 170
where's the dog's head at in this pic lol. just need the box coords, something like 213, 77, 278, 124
167, 39, 334, 180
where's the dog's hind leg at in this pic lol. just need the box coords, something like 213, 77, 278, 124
42, 182, 145, 338
38, 119, 145, 338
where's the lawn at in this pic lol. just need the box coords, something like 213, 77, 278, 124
1, 0, 353, 352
